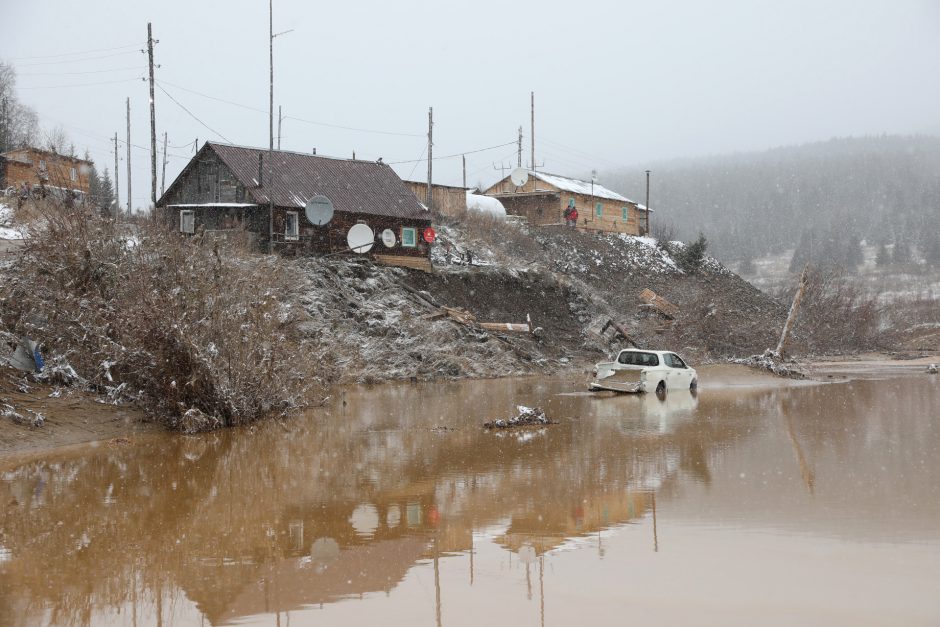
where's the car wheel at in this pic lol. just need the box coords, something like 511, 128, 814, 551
656, 380, 666, 394
690, 378, 698, 390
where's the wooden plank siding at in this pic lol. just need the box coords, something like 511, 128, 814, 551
402, 181, 467, 218
158, 144, 433, 261
485, 175, 648, 235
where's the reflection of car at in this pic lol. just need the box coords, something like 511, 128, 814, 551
590, 349, 697, 394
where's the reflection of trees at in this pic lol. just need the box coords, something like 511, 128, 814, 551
0, 379, 774, 625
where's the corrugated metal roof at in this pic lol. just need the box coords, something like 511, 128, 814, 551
208, 143, 430, 220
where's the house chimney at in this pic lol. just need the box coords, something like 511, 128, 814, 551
257, 153, 263, 187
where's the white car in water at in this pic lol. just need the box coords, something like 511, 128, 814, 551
590, 349, 697, 394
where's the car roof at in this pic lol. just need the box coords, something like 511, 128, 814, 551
619, 349, 677, 355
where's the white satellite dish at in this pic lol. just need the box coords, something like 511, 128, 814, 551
347, 223, 375, 254
381, 228, 396, 248
510, 167, 529, 187
305, 195, 334, 226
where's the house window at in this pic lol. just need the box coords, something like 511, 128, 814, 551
595, 202, 603, 217
70, 167, 77, 182
622, 207, 629, 221
180, 210, 195, 234
285, 211, 299, 241
401, 226, 417, 248
38, 159, 46, 170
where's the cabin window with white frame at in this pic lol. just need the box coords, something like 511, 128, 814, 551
595, 202, 603, 217
285, 211, 299, 241
70, 167, 77, 182
180, 210, 195, 234
401, 226, 417, 248
622, 207, 629, 221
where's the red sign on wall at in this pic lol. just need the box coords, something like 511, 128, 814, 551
423, 227, 436, 243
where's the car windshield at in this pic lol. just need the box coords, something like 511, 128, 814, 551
617, 351, 659, 366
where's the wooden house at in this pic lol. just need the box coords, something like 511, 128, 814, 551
483, 170, 650, 235
157, 142, 434, 270
402, 180, 468, 218
0, 147, 93, 199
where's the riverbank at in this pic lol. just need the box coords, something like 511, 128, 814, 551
3, 354, 936, 465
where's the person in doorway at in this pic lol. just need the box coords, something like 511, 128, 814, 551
563, 203, 573, 226
568, 205, 578, 228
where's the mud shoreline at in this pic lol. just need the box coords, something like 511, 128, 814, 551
2, 352, 936, 467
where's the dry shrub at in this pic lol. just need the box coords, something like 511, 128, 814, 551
782, 267, 885, 353
0, 199, 318, 431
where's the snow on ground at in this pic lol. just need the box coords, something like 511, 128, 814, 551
0, 202, 24, 240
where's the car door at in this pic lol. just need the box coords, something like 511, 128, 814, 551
668, 353, 692, 386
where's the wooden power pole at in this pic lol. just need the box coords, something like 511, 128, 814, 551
277, 105, 282, 150
530, 91, 535, 173
113, 133, 120, 213
126, 97, 132, 216
267, 0, 274, 253
160, 131, 168, 196
462, 154, 466, 189
517, 126, 523, 168
147, 22, 157, 207
426, 106, 433, 209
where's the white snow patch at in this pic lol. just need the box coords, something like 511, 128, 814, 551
0, 203, 24, 240
466, 192, 506, 218
530, 171, 633, 203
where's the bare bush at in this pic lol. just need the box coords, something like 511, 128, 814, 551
779, 267, 885, 353
0, 199, 319, 431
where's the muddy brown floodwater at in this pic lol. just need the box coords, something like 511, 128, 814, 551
1, 367, 939, 626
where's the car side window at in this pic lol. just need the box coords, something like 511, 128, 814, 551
669, 354, 687, 369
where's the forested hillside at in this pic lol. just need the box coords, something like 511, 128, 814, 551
606, 135, 940, 269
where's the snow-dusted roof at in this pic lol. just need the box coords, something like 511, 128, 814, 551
530, 171, 633, 203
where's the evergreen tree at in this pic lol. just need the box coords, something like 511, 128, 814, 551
87, 164, 102, 208
875, 242, 890, 267
98, 168, 115, 217
677, 233, 708, 273
892, 236, 911, 264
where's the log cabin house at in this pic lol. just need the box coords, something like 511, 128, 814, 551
0, 147, 93, 200
402, 180, 468, 218
483, 170, 650, 235
157, 142, 434, 270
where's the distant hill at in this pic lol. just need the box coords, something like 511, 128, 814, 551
605, 135, 940, 266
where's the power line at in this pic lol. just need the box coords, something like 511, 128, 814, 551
18, 66, 145, 77
155, 79, 424, 138
17, 76, 143, 90
156, 83, 232, 144
5, 42, 144, 61
14, 50, 144, 67
387, 141, 516, 165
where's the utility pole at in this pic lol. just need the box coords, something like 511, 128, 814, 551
147, 22, 157, 207
462, 154, 466, 189
126, 98, 132, 217
268, 0, 274, 253
113, 133, 120, 213
426, 106, 433, 209
517, 126, 523, 168
530, 91, 535, 173
644, 169, 651, 236
160, 131, 168, 196
277, 105, 282, 150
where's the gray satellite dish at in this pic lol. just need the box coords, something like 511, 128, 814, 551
510, 167, 529, 187
347, 223, 375, 254
305, 194, 334, 226
381, 228, 396, 248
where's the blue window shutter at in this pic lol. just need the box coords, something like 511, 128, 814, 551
595, 202, 602, 217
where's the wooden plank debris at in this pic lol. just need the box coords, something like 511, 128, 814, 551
639, 288, 679, 319
424, 307, 535, 334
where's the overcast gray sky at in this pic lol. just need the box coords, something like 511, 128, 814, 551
3, 0, 939, 207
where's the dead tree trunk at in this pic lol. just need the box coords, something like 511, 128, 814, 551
776, 264, 810, 358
